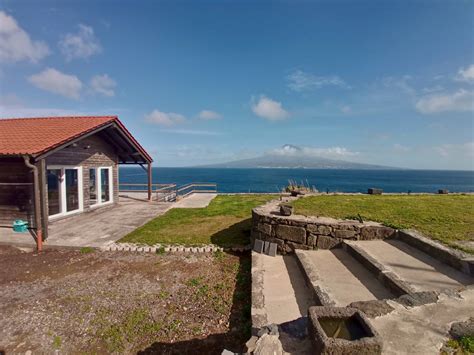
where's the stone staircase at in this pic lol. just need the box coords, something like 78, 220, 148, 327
252, 233, 474, 353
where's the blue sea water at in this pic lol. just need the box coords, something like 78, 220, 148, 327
119, 167, 474, 193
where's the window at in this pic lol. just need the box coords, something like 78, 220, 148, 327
89, 167, 113, 206
89, 169, 97, 205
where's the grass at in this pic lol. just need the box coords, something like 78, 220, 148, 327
120, 194, 275, 247
444, 336, 474, 354
292, 194, 474, 253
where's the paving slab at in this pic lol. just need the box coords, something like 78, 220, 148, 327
173, 193, 217, 208
353, 240, 473, 291
260, 254, 312, 324
301, 249, 394, 306
372, 288, 474, 354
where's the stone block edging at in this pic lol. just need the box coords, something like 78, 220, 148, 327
251, 252, 268, 332
98, 242, 250, 254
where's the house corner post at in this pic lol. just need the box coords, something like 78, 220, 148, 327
147, 163, 152, 201
38, 159, 48, 241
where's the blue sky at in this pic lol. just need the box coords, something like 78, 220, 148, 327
1, 0, 473, 169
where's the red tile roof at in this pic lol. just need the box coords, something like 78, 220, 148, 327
0, 116, 152, 162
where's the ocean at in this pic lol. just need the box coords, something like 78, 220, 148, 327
119, 167, 474, 193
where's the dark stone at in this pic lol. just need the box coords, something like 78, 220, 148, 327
253, 239, 264, 253
396, 291, 439, 307
438, 189, 449, 194
275, 225, 307, 244
368, 188, 383, 195
257, 223, 272, 236
307, 234, 318, 247
449, 318, 474, 339
287, 241, 311, 251
308, 224, 332, 235
334, 230, 357, 239
280, 204, 293, 216
268, 243, 278, 257
349, 300, 395, 318
317, 235, 340, 249
360, 226, 395, 240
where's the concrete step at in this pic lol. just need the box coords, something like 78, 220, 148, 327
296, 249, 394, 307
347, 239, 473, 292
259, 253, 313, 325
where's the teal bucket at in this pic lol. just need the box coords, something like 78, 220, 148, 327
13, 219, 28, 233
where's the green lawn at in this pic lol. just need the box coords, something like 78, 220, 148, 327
292, 194, 474, 253
120, 194, 275, 247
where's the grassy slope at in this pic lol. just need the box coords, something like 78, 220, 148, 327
120, 195, 275, 246
292, 194, 474, 253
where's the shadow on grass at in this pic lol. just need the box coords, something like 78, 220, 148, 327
209, 218, 252, 248
138, 252, 252, 355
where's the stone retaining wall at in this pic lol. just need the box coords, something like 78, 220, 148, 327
251, 198, 396, 254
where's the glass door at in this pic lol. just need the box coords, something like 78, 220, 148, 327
47, 169, 62, 216
65, 168, 80, 212
47, 166, 83, 218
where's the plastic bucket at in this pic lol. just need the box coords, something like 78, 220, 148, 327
13, 219, 28, 233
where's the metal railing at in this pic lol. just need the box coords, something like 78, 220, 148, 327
119, 182, 217, 202
176, 182, 217, 199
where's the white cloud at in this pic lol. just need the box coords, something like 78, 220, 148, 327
435, 142, 474, 158
393, 143, 411, 153
270, 144, 359, 159
90, 74, 116, 97
28, 68, 82, 99
251, 95, 289, 121
59, 24, 101, 61
0, 11, 50, 63
340, 105, 352, 114
415, 89, 474, 114
198, 110, 222, 120
287, 70, 350, 92
456, 64, 474, 82
145, 109, 187, 126
382, 75, 415, 95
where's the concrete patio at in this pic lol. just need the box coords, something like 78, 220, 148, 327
0, 193, 218, 248
0, 196, 172, 248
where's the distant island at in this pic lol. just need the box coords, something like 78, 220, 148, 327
198, 144, 396, 169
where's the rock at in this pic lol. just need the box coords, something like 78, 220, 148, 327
221, 350, 234, 355
449, 317, 474, 339
307, 234, 318, 247
349, 300, 395, 318
257, 223, 272, 236
397, 291, 439, 307
254, 334, 284, 355
257, 323, 279, 337
280, 204, 293, 216
334, 229, 357, 239
360, 226, 395, 240
275, 225, 306, 244
245, 336, 258, 353
316, 235, 340, 249
307, 224, 332, 236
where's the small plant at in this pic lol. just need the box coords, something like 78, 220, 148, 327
156, 246, 166, 255
80, 247, 95, 254
213, 249, 224, 261
186, 277, 202, 287
52, 335, 62, 349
